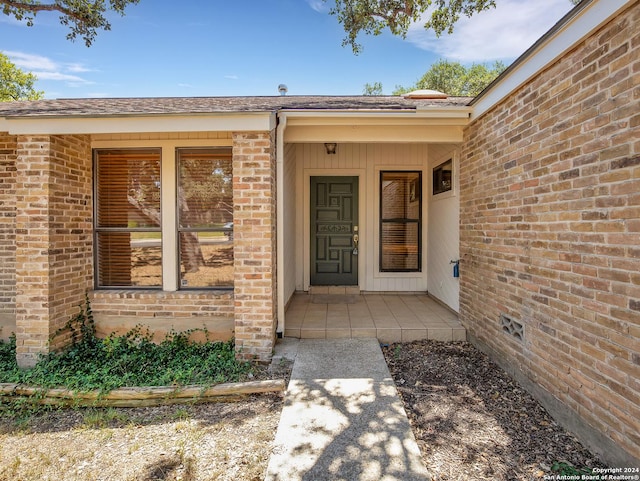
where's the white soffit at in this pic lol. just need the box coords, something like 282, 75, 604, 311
282, 108, 472, 125
472, 0, 632, 120
280, 109, 471, 142
0, 112, 276, 135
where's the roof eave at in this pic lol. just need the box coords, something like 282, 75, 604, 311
0, 111, 277, 135
470, 0, 632, 119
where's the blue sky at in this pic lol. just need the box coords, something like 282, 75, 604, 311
1, 0, 575, 99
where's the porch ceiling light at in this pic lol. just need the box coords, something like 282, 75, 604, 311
324, 142, 337, 155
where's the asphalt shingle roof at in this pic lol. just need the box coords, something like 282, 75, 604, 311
0, 95, 473, 118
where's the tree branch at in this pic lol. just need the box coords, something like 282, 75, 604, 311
0, 1, 87, 23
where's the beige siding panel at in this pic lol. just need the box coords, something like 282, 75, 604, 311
285, 125, 464, 143
427, 144, 460, 312
283, 143, 297, 302
296, 142, 430, 292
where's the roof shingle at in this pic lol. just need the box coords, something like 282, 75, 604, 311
0, 95, 473, 118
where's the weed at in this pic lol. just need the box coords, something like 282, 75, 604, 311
551, 461, 593, 476
82, 408, 129, 429
0, 298, 254, 417
172, 407, 191, 422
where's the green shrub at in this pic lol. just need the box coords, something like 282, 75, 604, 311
0, 298, 252, 393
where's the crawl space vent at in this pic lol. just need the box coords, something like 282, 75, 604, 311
500, 314, 524, 341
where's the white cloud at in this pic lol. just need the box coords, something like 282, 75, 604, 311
4, 51, 57, 71
33, 70, 85, 82
306, 0, 329, 13
178, 83, 194, 88
224, 75, 239, 80
4, 50, 94, 86
65, 63, 94, 73
406, 0, 574, 62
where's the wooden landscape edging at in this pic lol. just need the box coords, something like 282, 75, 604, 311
0, 379, 286, 408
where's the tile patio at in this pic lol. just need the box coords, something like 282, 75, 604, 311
284, 292, 466, 343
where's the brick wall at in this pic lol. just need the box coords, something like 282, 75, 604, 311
459, 4, 639, 465
14, 135, 93, 366
0, 133, 17, 341
89, 290, 234, 342
232, 131, 277, 361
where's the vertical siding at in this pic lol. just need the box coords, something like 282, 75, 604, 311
295, 142, 430, 291
428, 144, 460, 311
283, 143, 297, 302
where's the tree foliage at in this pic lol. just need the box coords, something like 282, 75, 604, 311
0, 52, 43, 101
393, 59, 506, 96
363, 81, 384, 95
1, 0, 140, 46
326, 0, 497, 53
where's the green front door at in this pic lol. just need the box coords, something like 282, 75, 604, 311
310, 176, 359, 286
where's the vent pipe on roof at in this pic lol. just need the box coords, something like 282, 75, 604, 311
278, 84, 288, 96
402, 89, 448, 99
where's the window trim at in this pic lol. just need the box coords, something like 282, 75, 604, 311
379, 170, 422, 273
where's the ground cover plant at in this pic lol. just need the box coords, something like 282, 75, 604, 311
0, 299, 253, 415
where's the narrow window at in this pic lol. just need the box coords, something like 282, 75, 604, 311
433, 159, 453, 195
177, 148, 233, 289
380, 171, 422, 272
94, 149, 162, 287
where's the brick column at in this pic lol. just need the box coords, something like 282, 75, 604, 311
232, 131, 277, 361
0, 133, 17, 341
15, 135, 93, 367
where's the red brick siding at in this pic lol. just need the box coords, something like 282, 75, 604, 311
460, 4, 640, 461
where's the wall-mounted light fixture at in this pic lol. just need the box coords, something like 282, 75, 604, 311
324, 142, 337, 155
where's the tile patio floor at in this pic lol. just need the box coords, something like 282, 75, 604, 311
284, 292, 466, 343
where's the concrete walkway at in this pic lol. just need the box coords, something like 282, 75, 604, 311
265, 338, 431, 481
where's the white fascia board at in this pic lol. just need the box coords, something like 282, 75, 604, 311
472, 0, 632, 120
281, 108, 472, 126
0, 112, 276, 135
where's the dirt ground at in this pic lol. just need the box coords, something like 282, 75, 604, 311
0, 341, 606, 481
382, 340, 607, 481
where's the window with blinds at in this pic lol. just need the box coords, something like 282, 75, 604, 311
94, 149, 162, 287
380, 171, 422, 272
177, 148, 233, 289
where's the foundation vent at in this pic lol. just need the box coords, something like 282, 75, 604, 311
500, 314, 524, 341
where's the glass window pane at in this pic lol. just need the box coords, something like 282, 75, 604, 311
433, 159, 453, 195
381, 172, 420, 220
97, 232, 162, 287
179, 232, 233, 288
381, 222, 419, 271
178, 149, 233, 229
177, 148, 233, 289
96, 149, 161, 229
380, 171, 421, 272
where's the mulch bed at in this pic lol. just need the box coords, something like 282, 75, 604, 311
382, 340, 607, 481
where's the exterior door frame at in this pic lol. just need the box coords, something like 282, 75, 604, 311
303, 169, 365, 291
